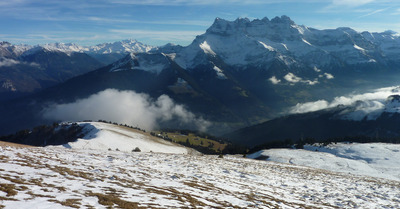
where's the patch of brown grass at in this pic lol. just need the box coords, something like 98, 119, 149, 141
0, 155, 9, 162
49, 198, 82, 208
144, 186, 209, 208
183, 181, 214, 192
86, 191, 142, 209
1, 176, 26, 185
49, 165, 93, 180
0, 183, 17, 197
0, 141, 33, 148
55, 186, 67, 192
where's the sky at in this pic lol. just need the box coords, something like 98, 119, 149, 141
1, 0, 400, 47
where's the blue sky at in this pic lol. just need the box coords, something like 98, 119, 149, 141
1, 0, 400, 46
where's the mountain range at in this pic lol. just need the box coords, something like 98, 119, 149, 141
0, 40, 154, 101
2, 15, 400, 139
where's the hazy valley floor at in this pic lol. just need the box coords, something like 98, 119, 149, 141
1, 145, 400, 208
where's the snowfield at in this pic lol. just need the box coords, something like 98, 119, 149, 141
1, 143, 400, 208
248, 143, 400, 181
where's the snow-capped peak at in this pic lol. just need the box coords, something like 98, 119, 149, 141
40, 43, 86, 55
0, 42, 34, 57
109, 52, 170, 74
270, 15, 295, 25
2, 40, 157, 58
88, 39, 156, 54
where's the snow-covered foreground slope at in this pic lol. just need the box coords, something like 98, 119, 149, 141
59, 122, 193, 154
249, 143, 400, 181
1, 145, 400, 208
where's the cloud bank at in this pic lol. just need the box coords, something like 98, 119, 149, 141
0, 58, 40, 67
0, 58, 19, 67
290, 86, 400, 120
42, 89, 210, 131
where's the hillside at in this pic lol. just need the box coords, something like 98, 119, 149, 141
1, 144, 399, 208
248, 143, 400, 181
59, 122, 196, 154
0, 121, 196, 155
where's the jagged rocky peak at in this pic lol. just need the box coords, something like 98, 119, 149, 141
270, 15, 295, 25
233, 17, 251, 24
206, 15, 303, 38
0, 41, 12, 47
157, 43, 183, 54
121, 39, 139, 44
206, 17, 232, 34
89, 39, 156, 54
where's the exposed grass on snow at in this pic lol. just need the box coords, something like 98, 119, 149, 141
0, 144, 399, 208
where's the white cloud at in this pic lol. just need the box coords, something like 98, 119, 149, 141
290, 86, 400, 119
110, 0, 310, 5
358, 8, 388, 18
42, 89, 210, 132
324, 73, 334, 79
0, 58, 40, 67
305, 80, 319, 85
284, 73, 319, 85
291, 100, 329, 114
330, 0, 375, 7
0, 58, 20, 67
269, 76, 281, 84
313, 66, 321, 72
284, 73, 302, 83
340, 100, 385, 121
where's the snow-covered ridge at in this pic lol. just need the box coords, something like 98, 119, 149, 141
0, 41, 33, 57
58, 122, 194, 154
1, 39, 156, 57
87, 39, 155, 54
109, 52, 170, 74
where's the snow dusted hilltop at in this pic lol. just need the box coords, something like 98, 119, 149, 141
58, 122, 196, 154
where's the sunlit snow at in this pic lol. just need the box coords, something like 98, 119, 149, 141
258, 41, 275, 51
1, 142, 399, 208
199, 41, 216, 56
213, 66, 227, 79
